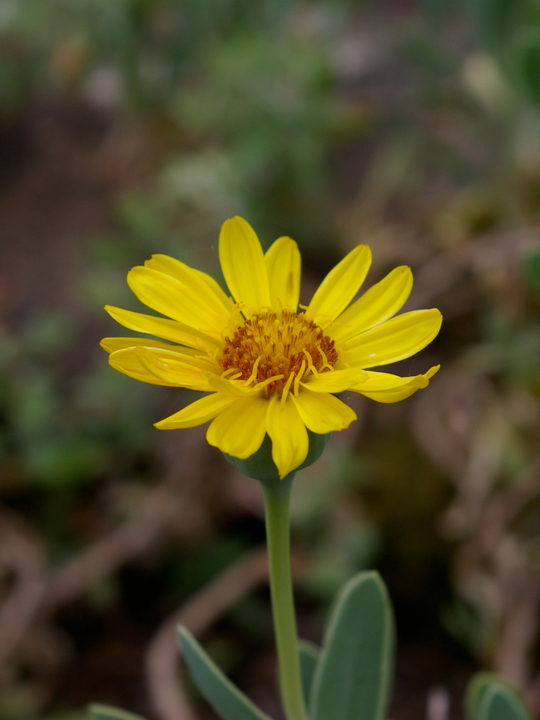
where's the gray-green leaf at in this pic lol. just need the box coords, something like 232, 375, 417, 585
178, 626, 273, 720
466, 673, 532, 720
310, 570, 395, 720
89, 705, 148, 720
298, 639, 320, 711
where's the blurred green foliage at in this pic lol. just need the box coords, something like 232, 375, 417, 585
0, 313, 158, 489
471, 0, 540, 108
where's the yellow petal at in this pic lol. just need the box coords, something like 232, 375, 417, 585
291, 391, 357, 434
343, 309, 442, 368
100, 337, 177, 354
351, 365, 439, 391
108, 347, 179, 386
127, 267, 224, 334
306, 245, 372, 326
266, 394, 309, 479
350, 365, 440, 404
140, 345, 218, 372
219, 217, 271, 311
104, 305, 219, 352
359, 386, 420, 402
145, 254, 233, 315
301, 368, 367, 393
328, 266, 413, 343
205, 373, 256, 396
155, 393, 237, 429
206, 395, 268, 459
134, 346, 216, 390
265, 236, 301, 311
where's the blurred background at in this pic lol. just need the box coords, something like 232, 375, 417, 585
3, 0, 540, 718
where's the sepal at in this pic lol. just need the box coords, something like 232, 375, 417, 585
223, 431, 331, 481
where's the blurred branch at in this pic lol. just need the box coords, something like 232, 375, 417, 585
0, 427, 212, 677
0, 485, 208, 686
414, 370, 540, 696
0, 506, 47, 674
457, 458, 540, 689
44, 486, 205, 610
411, 327, 540, 698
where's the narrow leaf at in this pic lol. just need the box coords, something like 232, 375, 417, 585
178, 626, 273, 720
310, 570, 395, 720
298, 639, 320, 710
89, 705, 148, 720
466, 673, 532, 720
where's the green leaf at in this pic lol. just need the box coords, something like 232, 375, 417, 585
88, 705, 148, 720
310, 571, 395, 720
298, 639, 320, 710
178, 626, 273, 720
465, 673, 532, 720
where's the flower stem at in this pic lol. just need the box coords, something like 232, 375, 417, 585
261, 475, 307, 720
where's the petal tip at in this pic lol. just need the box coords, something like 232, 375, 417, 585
354, 244, 372, 264
426, 364, 441, 380
223, 215, 250, 231
154, 419, 174, 430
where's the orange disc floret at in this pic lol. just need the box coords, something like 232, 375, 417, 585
219, 310, 338, 395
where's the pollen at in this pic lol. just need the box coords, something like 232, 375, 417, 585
219, 310, 338, 396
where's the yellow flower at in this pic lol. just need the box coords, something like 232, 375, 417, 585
101, 217, 442, 479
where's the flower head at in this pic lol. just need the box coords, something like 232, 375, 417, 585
101, 217, 442, 478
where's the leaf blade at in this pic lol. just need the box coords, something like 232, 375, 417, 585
466, 673, 532, 720
89, 705, 148, 720
310, 570, 395, 720
178, 626, 274, 720
298, 639, 320, 711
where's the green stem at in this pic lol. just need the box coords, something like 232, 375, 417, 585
261, 475, 307, 720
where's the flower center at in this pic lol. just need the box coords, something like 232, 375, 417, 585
219, 310, 338, 396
